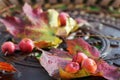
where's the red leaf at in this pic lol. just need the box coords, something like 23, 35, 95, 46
0, 15, 61, 48
50, 48, 72, 58
39, 49, 120, 80
0, 16, 25, 37
96, 60, 120, 80
23, 3, 48, 25
40, 49, 71, 79
66, 38, 100, 58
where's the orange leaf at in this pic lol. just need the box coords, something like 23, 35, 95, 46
0, 62, 16, 72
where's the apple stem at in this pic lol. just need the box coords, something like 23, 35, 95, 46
4, 51, 8, 56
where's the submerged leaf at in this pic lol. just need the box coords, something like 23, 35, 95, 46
66, 38, 100, 58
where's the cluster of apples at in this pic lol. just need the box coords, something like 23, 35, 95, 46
1, 38, 34, 55
65, 52, 97, 74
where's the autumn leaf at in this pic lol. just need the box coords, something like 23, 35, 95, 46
0, 62, 16, 72
0, 16, 26, 37
39, 48, 94, 79
47, 9, 59, 28
59, 68, 90, 79
96, 60, 120, 80
56, 17, 77, 37
39, 48, 120, 80
23, 3, 48, 25
39, 49, 71, 79
66, 38, 100, 58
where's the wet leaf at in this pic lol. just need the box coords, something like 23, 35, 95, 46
39, 49, 71, 78
66, 38, 100, 58
38, 42, 120, 80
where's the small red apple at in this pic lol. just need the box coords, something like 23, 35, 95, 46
1, 41, 15, 55
65, 62, 80, 73
82, 58, 97, 73
19, 38, 34, 53
72, 52, 88, 64
58, 12, 69, 26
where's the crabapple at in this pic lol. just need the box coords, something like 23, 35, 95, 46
19, 38, 34, 53
58, 12, 69, 26
82, 58, 97, 73
1, 41, 15, 55
72, 52, 88, 64
65, 62, 80, 73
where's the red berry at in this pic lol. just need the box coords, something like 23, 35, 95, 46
81, 58, 97, 73
1, 41, 15, 55
65, 62, 80, 73
19, 38, 34, 53
58, 12, 69, 26
72, 52, 88, 64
